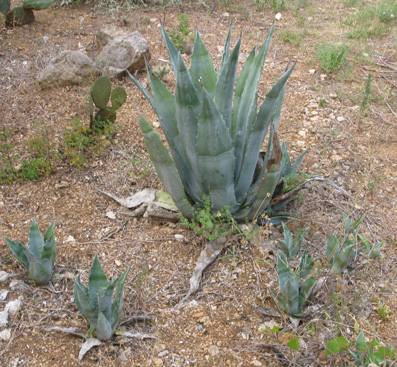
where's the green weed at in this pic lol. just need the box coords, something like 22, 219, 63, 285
62, 116, 113, 168
180, 198, 235, 241
277, 28, 309, 46
360, 73, 373, 113
168, 14, 194, 54
345, 0, 397, 39
316, 42, 349, 74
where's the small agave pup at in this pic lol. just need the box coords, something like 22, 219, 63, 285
74, 253, 130, 341
3, 218, 56, 285
129, 24, 304, 223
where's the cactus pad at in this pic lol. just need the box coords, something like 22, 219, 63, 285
91, 76, 112, 110
111, 87, 127, 110
23, 0, 54, 10
0, 0, 11, 14
5, 7, 35, 26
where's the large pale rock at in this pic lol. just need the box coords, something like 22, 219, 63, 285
38, 50, 97, 89
96, 31, 150, 78
96, 25, 126, 49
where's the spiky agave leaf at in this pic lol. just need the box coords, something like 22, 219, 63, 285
3, 237, 31, 269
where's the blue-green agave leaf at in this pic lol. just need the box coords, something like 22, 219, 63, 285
298, 277, 316, 311
95, 312, 113, 341
111, 267, 130, 330
276, 251, 292, 293
126, 69, 155, 109
41, 222, 56, 271
98, 280, 117, 322
326, 235, 339, 258
28, 256, 52, 285
3, 238, 31, 269
161, 24, 179, 76
197, 87, 236, 210
231, 47, 256, 139
235, 63, 295, 198
233, 24, 274, 180
214, 35, 241, 133
247, 163, 281, 220
175, 53, 207, 198
278, 222, 296, 258
88, 253, 109, 311
280, 141, 292, 177
190, 29, 217, 97
146, 65, 202, 203
74, 275, 98, 327
331, 240, 355, 273
298, 250, 314, 278
271, 287, 286, 311
291, 147, 309, 176
28, 218, 44, 261
219, 24, 232, 75
139, 116, 194, 217
283, 277, 300, 316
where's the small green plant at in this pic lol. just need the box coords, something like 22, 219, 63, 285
63, 116, 114, 168
89, 76, 127, 131
3, 218, 56, 285
168, 14, 194, 54
316, 42, 349, 74
277, 28, 308, 46
74, 253, 130, 341
360, 73, 373, 113
326, 213, 365, 273
345, 0, 397, 39
1, 0, 53, 26
254, 0, 286, 11
358, 234, 385, 259
325, 331, 396, 366
153, 65, 170, 80
0, 123, 56, 183
271, 250, 316, 317
377, 301, 390, 321
319, 98, 327, 106
278, 222, 309, 259
180, 198, 235, 241
0, 126, 17, 183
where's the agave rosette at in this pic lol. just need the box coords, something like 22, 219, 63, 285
129, 24, 300, 222
74, 253, 130, 341
3, 218, 56, 285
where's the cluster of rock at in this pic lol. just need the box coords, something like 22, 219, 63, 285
38, 25, 150, 89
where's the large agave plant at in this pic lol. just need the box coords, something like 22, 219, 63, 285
129, 24, 300, 222
3, 218, 56, 285
74, 253, 130, 341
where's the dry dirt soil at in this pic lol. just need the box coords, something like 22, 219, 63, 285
0, 1, 396, 366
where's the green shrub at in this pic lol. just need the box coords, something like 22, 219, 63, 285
316, 42, 349, 73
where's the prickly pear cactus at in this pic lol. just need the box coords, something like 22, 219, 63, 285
89, 76, 126, 130
111, 87, 127, 110
5, 7, 35, 26
0, 0, 11, 14
23, 0, 54, 10
91, 76, 112, 110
